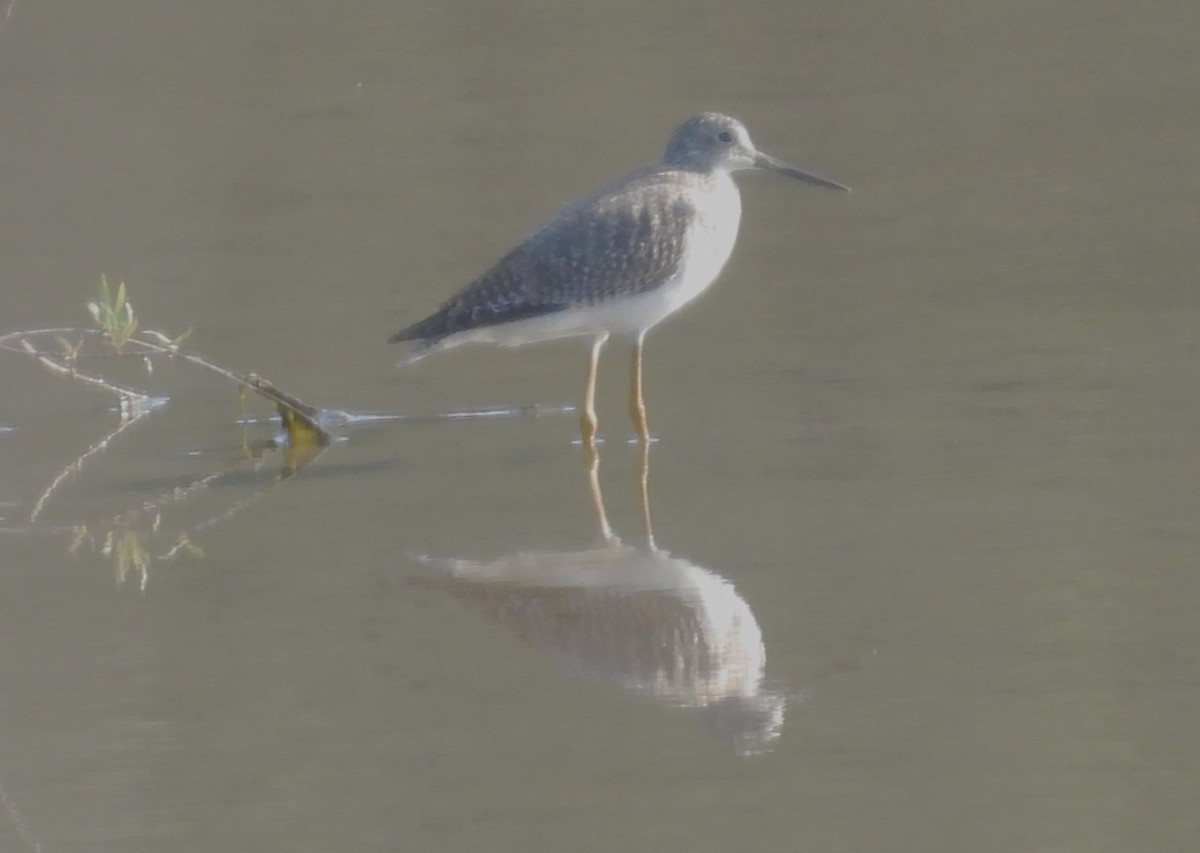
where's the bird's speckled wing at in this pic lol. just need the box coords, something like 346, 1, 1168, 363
389, 169, 702, 345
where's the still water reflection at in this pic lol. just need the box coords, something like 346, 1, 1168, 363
413, 445, 786, 755
3, 332, 789, 758
5, 0, 1200, 847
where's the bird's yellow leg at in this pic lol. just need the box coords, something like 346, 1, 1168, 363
629, 336, 649, 443
585, 441, 619, 544
634, 437, 655, 549
580, 334, 608, 448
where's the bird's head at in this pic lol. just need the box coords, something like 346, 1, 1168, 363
663, 112, 849, 191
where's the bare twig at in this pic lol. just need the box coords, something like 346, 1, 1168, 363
17, 336, 156, 401
17, 338, 164, 524
2, 327, 334, 445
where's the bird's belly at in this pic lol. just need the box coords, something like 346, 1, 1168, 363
459, 286, 691, 345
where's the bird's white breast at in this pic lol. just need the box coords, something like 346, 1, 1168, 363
670, 172, 743, 312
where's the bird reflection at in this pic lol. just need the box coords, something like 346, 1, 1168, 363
413, 443, 785, 756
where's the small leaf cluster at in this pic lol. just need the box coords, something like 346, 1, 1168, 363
87, 274, 138, 351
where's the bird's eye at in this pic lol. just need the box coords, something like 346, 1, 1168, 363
717, 131, 733, 143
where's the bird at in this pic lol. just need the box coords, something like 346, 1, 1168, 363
389, 111, 848, 446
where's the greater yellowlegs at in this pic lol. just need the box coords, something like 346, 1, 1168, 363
389, 112, 848, 445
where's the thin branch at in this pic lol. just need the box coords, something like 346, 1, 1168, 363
3, 326, 334, 445
16, 336, 156, 402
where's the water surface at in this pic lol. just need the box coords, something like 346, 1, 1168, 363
1, 1, 1198, 851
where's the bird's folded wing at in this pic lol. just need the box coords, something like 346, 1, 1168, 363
390, 180, 696, 345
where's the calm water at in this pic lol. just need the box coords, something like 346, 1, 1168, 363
2, 1, 1199, 851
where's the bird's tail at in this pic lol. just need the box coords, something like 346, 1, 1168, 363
391, 336, 439, 367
